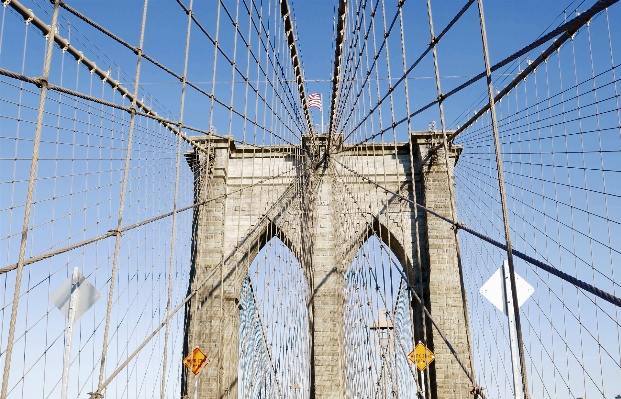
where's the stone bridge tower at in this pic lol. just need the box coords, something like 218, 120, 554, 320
183, 132, 473, 399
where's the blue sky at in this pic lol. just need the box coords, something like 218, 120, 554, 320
5, 0, 615, 137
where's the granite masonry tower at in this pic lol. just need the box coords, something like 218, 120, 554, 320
183, 132, 473, 399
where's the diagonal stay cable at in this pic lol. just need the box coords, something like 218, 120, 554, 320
172, 0, 303, 139
327, 0, 347, 147
339, 0, 475, 141
333, 159, 621, 308
339, 0, 616, 149
6, 0, 296, 146
329, 0, 379, 132
218, 0, 304, 132
424, 0, 618, 157
278, 0, 314, 135
333, 0, 407, 134
328, 164, 430, 396
59, 0, 303, 138
86, 264, 219, 399
0, 160, 305, 275
88, 171, 307, 397
329, 162, 483, 394
247, 285, 284, 398
0, 68, 300, 156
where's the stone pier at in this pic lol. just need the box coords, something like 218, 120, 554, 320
183, 132, 473, 398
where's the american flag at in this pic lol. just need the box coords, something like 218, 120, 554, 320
308, 93, 322, 111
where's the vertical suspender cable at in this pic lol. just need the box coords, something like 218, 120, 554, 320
327, 0, 347, 145
160, 1, 194, 397
397, 4, 431, 395
95, 0, 151, 395
475, 1, 530, 398
0, 2, 61, 398
425, 0, 478, 389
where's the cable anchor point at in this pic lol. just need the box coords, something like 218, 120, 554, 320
24, 8, 33, 24
470, 385, 486, 398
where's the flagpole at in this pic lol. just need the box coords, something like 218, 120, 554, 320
321, 94, 324, 133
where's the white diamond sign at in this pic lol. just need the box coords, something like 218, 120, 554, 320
479, 261, 534, 314
50, 270, 101, 321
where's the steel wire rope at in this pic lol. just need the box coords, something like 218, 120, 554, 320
331, 0, 389, 135
0, 68, 219, 156
461, 167, 621, 258
94, 190, 189, 396
453, 165, 621, 337
331, 130, 382, 394
454, 78, 621, 149
458, 144, 621, 240
455, 214, 516, 397
2, 2, 314, 388
425, 0, 480, 390
454, 158, 621, 292
456, 117, 606, 310
333, 158, 621, 308
338, 0, 475, 142
454, 65, 620, 149
444, 4, 615, 149
396, 2, 432, 394
30, 0, 146, 111
329, 0, 376, 136
454, 162, 621, 317
229, 0, 307, 136
331, 0, 617, 159
248, 245, 286, 398
3, 199, 177, 386
454, 178, 616, 397
334, 186, 485, 393
446, 0, 599, 130
245, 0, 304, 129
458, 218, 554, 398
3, 0, 296, 149
36, 216, 172, 397
448, 0, 588, 127
377, 0, 407, 392
250, 8, 283, 389
329, 162, 424, 396
603, 5, 621, 369
159, 0, 193, 395
0, 15, 32, 281
111, 238, 169, 397
236, 8, 255, 393
246, 2, 274, 393
56, 0, 304, 141
0, 1, 62, 396
331, 0, 391, 132
0, 156, 305, 274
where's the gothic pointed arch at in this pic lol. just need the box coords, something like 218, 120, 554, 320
342, 217, 414, 280
239, 234, 310, 398
343, 233, 418, 397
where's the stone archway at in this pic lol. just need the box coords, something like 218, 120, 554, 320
184, 132, 473, 399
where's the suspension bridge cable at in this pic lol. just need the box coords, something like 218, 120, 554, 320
334, 159, 621, 308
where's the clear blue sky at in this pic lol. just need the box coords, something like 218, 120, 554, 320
6, 0, 614, 136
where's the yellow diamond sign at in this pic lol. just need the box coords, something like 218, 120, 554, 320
408, 342, 435, 371
183, 347, 209, 375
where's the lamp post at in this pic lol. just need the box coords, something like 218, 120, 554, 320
291, 382, 300, 399
371, 310, 395, 399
